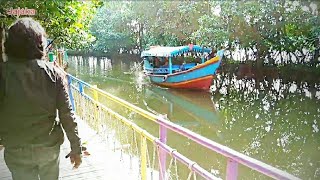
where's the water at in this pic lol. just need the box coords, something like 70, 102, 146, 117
68, 55, 320, 179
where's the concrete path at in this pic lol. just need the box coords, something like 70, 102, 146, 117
0, 119, 139, 180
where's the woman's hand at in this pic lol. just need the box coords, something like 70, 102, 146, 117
69, 153, 82, 169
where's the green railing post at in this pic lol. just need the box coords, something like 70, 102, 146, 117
48, 52, 54, 62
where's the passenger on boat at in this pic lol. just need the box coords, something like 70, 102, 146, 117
161, 57, 169, 67
0, 18, 82, 180
207, 48, 216, 60
154, 57, 160, 68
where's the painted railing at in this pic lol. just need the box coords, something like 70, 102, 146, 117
67, 74, 300, 180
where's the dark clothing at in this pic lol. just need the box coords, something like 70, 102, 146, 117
4, 142, 60, 180
207, 52, 216, 60
0, 57, 81, 154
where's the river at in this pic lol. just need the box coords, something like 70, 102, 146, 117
67, 55, 319, 180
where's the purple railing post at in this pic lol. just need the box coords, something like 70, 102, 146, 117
159, 115, 167, 180
226, 158, 238, 180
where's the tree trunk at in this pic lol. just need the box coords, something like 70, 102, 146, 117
139, 23, 144, 52
298, 50, 305, 64
289, 52, 293, 64
245, 47, 249, 61
279, 50, 283, 64
0, 22, 4, 63
293, 51, 299, 63
256, 49, 263, 69
312, 37, 319, 66
269, 52, 275, 66
255, 42, 268, 85
287, 52, 290, 63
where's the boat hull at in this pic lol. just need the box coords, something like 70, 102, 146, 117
147, 57, 221, 90
153, 75, 214, 90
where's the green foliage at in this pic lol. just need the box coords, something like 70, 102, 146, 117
89, 0, 318, 63
0, 0, 102, 50
1, 0, 318, 64
213, 0, 319, 62
90, 2, 135, 53
90, 1, 217, 52
192, 14, 228, 47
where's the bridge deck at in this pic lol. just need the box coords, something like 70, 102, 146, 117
0, 119, 137, 180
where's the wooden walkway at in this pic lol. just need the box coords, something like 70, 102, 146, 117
0, 119, 139, 180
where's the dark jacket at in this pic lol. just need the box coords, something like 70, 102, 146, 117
0, 57, 81, 154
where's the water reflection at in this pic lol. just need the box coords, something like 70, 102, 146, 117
212, 73, 320, 179
145, 88, 219, 128
68, 56, 319, 179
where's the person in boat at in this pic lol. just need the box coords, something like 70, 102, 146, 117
154, 57, 160, 68
0, 18, 82, 180
161, 57, 169, 67
207, 48, 217, 60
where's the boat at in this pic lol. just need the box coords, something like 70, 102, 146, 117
141, 44, 224, 90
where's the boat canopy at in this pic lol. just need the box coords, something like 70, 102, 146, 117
141, 45, 212, 57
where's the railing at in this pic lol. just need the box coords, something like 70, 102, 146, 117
67, 74, 300, 180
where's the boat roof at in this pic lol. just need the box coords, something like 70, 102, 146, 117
141, 45, 212, 57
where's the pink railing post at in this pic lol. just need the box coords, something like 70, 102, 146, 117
226, 158, 238, 180
159, 115, 167, 180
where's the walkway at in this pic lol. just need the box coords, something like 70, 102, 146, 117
0, 118, 138, 180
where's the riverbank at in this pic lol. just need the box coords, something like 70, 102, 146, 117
67, 50, 141, 62
220, 60, 320, 84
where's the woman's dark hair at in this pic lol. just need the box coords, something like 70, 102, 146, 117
4, 17, 47, 60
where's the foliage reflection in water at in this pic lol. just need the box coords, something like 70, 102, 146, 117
68, 56, 319, 179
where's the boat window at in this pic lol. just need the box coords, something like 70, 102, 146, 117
172, 57, 182, 65
154, 57, 160, 68
160, 57, 169, 67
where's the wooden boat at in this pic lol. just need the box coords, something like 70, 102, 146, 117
141, 44, 224, 90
